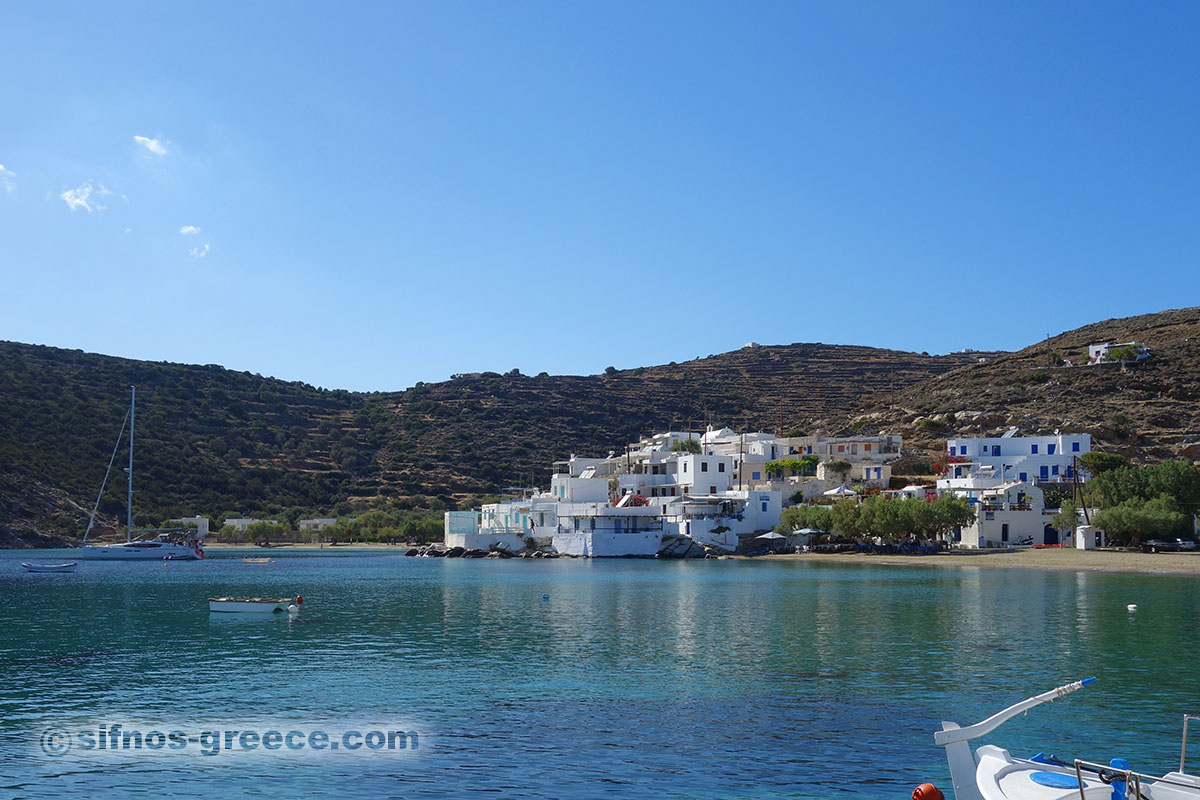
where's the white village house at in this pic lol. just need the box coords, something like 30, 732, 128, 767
944, 429, 1091, 484
937, 431, 1095, 548
446, 426, 904, 557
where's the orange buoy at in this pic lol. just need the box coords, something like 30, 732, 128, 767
295, 595, 303, 604
913, 784, 944, 800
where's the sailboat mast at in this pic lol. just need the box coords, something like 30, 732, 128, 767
127, 386, 135, 542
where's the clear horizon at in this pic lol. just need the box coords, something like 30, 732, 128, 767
3, 2, 1198, 391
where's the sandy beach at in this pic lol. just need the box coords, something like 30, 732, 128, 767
752, 547, 1200, 575
198, 541, 1200, 575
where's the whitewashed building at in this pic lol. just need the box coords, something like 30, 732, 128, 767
939, 480, 1056, 548
447, 427, 794, 556
944, 430, 1090, 484
222, 517, 280, 532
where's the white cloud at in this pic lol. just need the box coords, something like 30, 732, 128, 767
0, 163, 14, 192
133, 135, 167, 156
188, 243, 211, 259
179, 225, 201, 235
60, 182, 110, 213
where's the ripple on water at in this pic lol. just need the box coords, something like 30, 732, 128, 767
2, 553, 1199, 797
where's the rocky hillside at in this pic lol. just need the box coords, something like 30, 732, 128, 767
0, 340, 977, 544
814, 307, 1200, 469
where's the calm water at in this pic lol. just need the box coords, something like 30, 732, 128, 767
2, 551, 1199, 798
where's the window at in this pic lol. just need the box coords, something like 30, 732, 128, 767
1002, 523, 1009, 542
762, 502, 768, 512
1052, 465, 1059, 475
1047, 444, 1056, 455
718, 463, 725, 473
1031, 444, 1038, 454
864, 443, 872, 452
752, 471, 760, 480
701, 462, 709, 473
1072, 442, 1080, 452
1019, 472, 1027, 482
683, 462, 688, 473
960, 446, 967, 455
709, 485, 716, 494
838, 445, 845, 453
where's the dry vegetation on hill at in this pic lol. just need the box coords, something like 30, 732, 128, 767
814, 307, 1200, 470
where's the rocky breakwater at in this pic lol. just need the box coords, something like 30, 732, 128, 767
405, 544, 560, 559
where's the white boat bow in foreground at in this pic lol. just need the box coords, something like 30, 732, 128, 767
923, 678, 1200, 800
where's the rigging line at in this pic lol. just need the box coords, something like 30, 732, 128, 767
82, 408, 131, 545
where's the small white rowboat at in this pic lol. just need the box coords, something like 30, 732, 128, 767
208, 595, 303, 613
22, 562, 78, 573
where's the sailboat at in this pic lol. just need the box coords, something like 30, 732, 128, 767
77, 387, 205, 561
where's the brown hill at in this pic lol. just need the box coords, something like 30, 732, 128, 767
368, 342, 986, 495
0, 340, 978, 544
813, 306, 1200, 468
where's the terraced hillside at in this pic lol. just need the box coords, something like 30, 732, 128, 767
0, 339, 977, 544
372, 343, 987, 495
813, 306, 1200, 468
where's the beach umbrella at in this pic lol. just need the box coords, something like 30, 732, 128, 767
755, 531, 786, 553
823, 485, 857, 497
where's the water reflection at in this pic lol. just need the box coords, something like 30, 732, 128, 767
2, 552, 1200, 797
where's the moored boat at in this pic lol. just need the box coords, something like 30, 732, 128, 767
208, 595, 303, 613
242, 557, 272, 564
22, 562, 78, 573
924, 678, 1200, 800
76, 388, 206, 561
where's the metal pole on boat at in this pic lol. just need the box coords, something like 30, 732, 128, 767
127, 386, 135, 542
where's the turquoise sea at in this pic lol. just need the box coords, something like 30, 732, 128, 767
2, 550, 1199, 799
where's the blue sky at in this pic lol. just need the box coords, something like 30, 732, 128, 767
2, 2, 1197, 392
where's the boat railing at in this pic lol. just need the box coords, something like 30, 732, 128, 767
1072, 759, 1142, 800
1072, 758, 1200, 799
1180, 713, 1200, 773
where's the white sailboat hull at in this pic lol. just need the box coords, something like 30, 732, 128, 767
78, 542, 201, 560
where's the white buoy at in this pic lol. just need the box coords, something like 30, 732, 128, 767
1127, 604, 1138, 612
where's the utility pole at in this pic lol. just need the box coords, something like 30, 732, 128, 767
1073, 455, 1090, 525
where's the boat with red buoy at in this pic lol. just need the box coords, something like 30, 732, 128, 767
919, 678, 1200, 800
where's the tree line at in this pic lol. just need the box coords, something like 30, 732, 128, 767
775, 495, 976, 542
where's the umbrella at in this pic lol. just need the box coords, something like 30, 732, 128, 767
823, 485, 857, 497
754, 530, 786, 554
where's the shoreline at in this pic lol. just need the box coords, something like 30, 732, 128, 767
741, 547, 1200, 576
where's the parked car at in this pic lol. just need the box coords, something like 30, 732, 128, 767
1141, 538, 1198, 553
